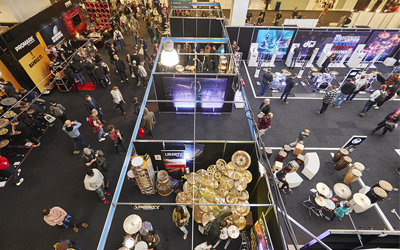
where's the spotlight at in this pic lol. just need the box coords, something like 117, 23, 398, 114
160, 39, 179, 67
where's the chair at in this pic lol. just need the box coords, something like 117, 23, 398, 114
302, 152, 320, 180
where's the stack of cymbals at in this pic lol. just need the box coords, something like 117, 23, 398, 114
178, 150, 252, 230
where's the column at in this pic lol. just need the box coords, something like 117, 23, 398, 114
3, 0, 51, 22
230, 0, 250, 26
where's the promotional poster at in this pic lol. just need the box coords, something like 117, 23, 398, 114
254, 30, 295, 60
184, 144, 204, 163
293, 31, 370, 60
250, 213, 274, 250
342, 135, 368, 153
0, 60, 21, 90
38, 18, 69, 47
161, 150, 186, 178
163, 78, 227, 108
363, 31, 400, 61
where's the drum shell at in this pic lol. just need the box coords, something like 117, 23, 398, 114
371, 180, 393, 193
366, 187, 387, 203
333, 149, 348, 162
335, 156, 352, 171
346, 162, 365, 175
344, 169, 362, 184
156, 170, 173, 196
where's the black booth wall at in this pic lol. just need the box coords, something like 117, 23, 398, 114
170, 18, 225, 38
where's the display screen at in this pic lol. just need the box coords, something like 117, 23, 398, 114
163, 77, 227, 108
255, 29, 295, 60
293, 31, 371, 60
363, 31, 400, 61
72, 14, 82, 27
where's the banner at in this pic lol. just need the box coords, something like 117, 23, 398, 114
185, 144, 204, 163
363, 31, 400, 61
342, 135, 367, 153
293, 31, 370, 60
171, 0, 192, 9
161, 150, 186, 178
253, 29, 295, 61
8, 31, 41, 60
38, 18, 69, 47
251, 212, 274, 250
0, 60, 22, 90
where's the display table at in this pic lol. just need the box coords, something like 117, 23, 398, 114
283, 19, 318, 28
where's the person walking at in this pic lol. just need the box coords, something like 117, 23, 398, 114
280, 73, 298, 104
289, 45, 301, 69
359, 85, 387, 117
317, 86, 338, 114
110, 86, 126, 116
141, 107, 156, 139
42, 206, 88, 232
147, 23, 155, 45
114, 55, 129, 83
85, 98, 104, 120
113, 28, 124, 51
88, 109, 107, 142
62, 120, 87, 155
276, 165, 293, 193
53, 239, 80, 250
172, 205, 190, 240
257, 112, 273, 135
259, 68, 273, 96
82, 147, 107, 172
370, 109, 400, 136
319, 53, 335, 73
101, 62, 111, 84
376, 85, 398, 108
0, 154, 24, 186
133, 97, 142, 115
346, 75, 368, 102
289, 129, 310, 147
332, 78, 356, 108
139, 61, 149, 88
84, 168, 111, 204
107, 125, 127, 154
258, 98, 271, 115
108, 44, 118, 73
49, 98, 67, 123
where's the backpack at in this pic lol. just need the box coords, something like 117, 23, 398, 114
375, 91, 386, 103
50, 104, 63, 117
88, 116, 95, 127
359, 84, 367, 91
86, 62, 94, 71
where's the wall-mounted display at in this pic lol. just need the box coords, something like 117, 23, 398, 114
363, 31, 400, 61
253, 29, 295, 61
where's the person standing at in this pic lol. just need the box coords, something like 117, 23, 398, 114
289, 129, 310, 147
259, 98, 271, 115
196, 212, 232, 249
317, 86, 338, 114
320, 53, 336, 73
147, 23, 155, 45
89, 109, 107, 142
370, 109, 400, 136
139, 61, 149, 88
259, 68, 273, 96
377, 85, 398, 108
359, 85, 387, 117
101, 62, 111, 84
106, 125, 127, 154
290, 45, 301, 69
42, 206, 88, 232
246, 10, 252, 23
130, 24, 139, 48
113, 28, 124, 51
53, 239, 80, 250
172, 205, 190, 240
82, 147, 107, 172
70, 61, 85, 86
133, 97, 142, 116
82, 56, 98, 85
84, 168, 111, 204
114, 55, 129, 83
276, 165, 293, 193
280, 73, 298, 104
139, 36, 150, 62
346, 75, 367, 102
0, 154, 24, 186
274, 11, 282, 26
141, 107, 156, 139
108, 44, 119, 73
62, 120, 87, 155
120, 13, 129, 34
291, 7, 298, 18
325, 202, 351, 222
110, 86, 126, 116
332, 78, 356, 108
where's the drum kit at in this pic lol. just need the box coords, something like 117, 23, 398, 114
269, 69, 291, 90
308, 67, 338, 90
183, 150, 252, 230
121, 215, 157, 250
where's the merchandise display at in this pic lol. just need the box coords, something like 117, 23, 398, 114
131, 156, 156, 195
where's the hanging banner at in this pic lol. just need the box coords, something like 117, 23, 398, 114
38, 18, 69, 47
161, 150, 186, 178
342, 135, 368, 153
0, 59, 22, 90
171, 0, 192, 9
184, 144, 204, 163
251, 212, 274, 250
8, 31, 41, 60
363, 31, 400, 61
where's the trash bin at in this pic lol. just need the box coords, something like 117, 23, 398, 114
275, 1, 281, 11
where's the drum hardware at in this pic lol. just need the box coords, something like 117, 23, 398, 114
302, 195, 323, 217
390, 209, 400, 220
139, 221, 153, 235
0, 128, 8, 135
283, 71, 291, 76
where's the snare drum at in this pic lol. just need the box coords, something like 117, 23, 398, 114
127, 170, 135, 181
366, 187, 387, 203
344, 169, 362, 184
324, 199, 335, 211
131, 156, 144, 169
335, 156, 352, 171
371, 180, 393, 193
220, 59, 227, 67
333, 148, 349, 162
346, 162, 365, 175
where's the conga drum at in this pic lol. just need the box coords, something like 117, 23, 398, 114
343, 169, 362, 184
366, 187, 387, 203
371, 180, 393, 194
333, 148, 349, 162
335, 156, 352, 171
346, 162, 365, 175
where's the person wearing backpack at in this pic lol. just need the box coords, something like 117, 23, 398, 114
359, 84, 387, 117
49, 98, 67, 123
370, 109, 400, 136
346, 75, 368, 102
88, 109, 108, 142
376, 85, 399, 108
113, 28, 124, 51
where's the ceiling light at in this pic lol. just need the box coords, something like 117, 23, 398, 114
161, 39, 179, 67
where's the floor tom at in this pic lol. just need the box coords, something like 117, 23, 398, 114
366, 187, 387, 203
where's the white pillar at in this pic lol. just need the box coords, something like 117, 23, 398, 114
230, 0, 250, 26
3, 0, 51, 22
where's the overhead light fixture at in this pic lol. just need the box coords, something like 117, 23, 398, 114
160, 39, 179, 67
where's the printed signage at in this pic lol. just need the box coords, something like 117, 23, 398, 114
161, 150, 186, 178
8, 31, 40, 60
38, 19, 68, 47
184, 144, 204, 163
342, 135, 367, 153
171, 0, 192, 9
251, 212, 274, 250
133, 205, 163, 210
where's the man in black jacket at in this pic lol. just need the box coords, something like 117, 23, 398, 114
133, 97, 142, 115
280, 73, 298, 104
259, 98, 271, 115
70, 62, 85, 86
332, 77, 356, 108
64, 67, 78, 92
0, 78, 18, 99
114, 55, 129, 82
260, 68, 274, 96
81, 57, 98, 85
195, 211, 232, 249
85, 95, 105, 123
61, 39, 73, 58
94, 66, 108, 89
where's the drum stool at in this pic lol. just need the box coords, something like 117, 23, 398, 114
275, 150, 287, 162
283, 145, 291, 154
293, 143, 304, 156
296, 154, 305, 166
272, 161, 283, 173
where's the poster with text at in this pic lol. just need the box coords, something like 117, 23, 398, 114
0, 60, 21, 90
38, 18, 69, 47
161, 150, 186, 179
293, 31, 371, 60
163, 78, 227, 108
184, 144, 204, 163
250, 213, 274, 250
363, 31, 400, 61
342, 135, 367, 153
254, 29, 295, 60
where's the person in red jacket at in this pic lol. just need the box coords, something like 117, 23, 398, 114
106, 125, 127, 155
257, 112, 273, 135
0, 155, 24, 186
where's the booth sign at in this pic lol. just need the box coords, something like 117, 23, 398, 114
171, 0, 192, 9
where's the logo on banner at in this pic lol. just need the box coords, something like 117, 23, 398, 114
51, 26, 63, 43
161, 150, 186, 176
164, 152, 184, 157
29, 54, 44, 68
15, 36, 35, 52
303, 41, 316, 48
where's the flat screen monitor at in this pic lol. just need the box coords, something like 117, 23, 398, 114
72, 14, 82, 27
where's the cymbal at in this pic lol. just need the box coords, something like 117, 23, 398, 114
234, 180, 247, 191
203, 188, 216, 203
282, 69, 288, 72
227, 169, 242, 180
194, 206, 203, 224
176, 191, 188, 203
216, 187, 229, 198
0, 118, 8, 128
0, 128, 8, 135
239, 170, 252, 183
199, 198, 213, 213
220, 176, 234, 190
212, 206, 222, 217
202, 212, 215, 226
353, 193, 371, 207
213, 170, 223, 181
272, 74, 277, 77
239, 190, 249, 201
370, 71, 381, 76
187, 172, 197, 185
27, 108, 36, 115
232, 151, 251, 170
183, 182, 198, 194
234, 216, 246, 230
0, 139, 9, 148
315, 196, 327, 207
310, 67, 318, 71
316, 182, 331, 196
201, 174, 214, 187
229, 212, 241, 223
312, 72, 322, 76
123, 214, 142, 234
225, 195, 238, 204
330, 71, 339, 75
140, 221, 153, 235
216, 159, 227, 170
215, 196, 226, 204
334, 183, 352, 199
211, 180, 219, 189
228, 187, 241, 198
190, 197, 200, 209
226, 162, 235, 170
207, 165, 216, 175
235, 201, 250, 216
3, 111, 16, 118
228, 225, 240, 239
283, 72, 292, 76
195, 169, 207, 182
